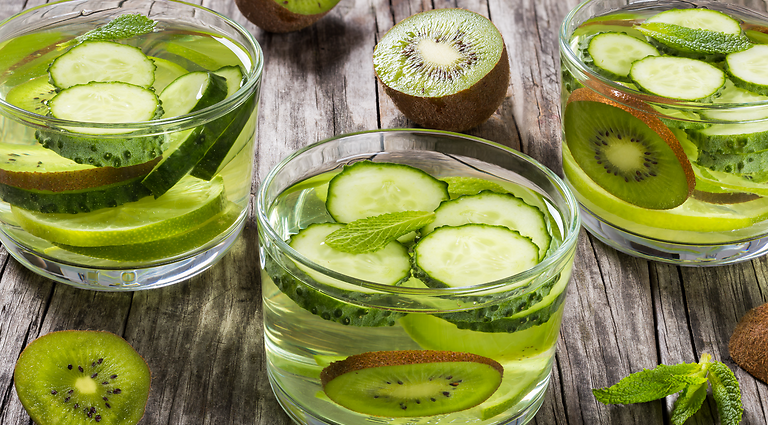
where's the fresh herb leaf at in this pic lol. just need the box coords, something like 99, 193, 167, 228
638, 22, 752, 55
325, 211, 435, 254
592, 362, 708, 404
75, 14, 157, 44
709, 361, 744, 425
593, 354, 744, 425
440, 176, 508, 199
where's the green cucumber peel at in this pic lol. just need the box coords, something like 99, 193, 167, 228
638, 22, 752, 55
74, 14, 157, 44
593, 353, 743, 425
324, 211, 435, 254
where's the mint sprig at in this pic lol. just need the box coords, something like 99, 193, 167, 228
324, 211, 435, 254
75, 14, 157, 44
593, 354, 743, 425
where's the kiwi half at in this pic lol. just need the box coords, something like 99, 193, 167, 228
373, 8, 510, 132
321, 350, 503, 417
13, 330, 151, 425
234, 0, 341, 33
563, 88, 695, 209
729, 302, 768, 384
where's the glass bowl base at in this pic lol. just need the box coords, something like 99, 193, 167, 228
581, 207, 768, 266
0, 217, 245, 291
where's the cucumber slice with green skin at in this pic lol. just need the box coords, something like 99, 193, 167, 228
39, 82, 164, 168
326, 161, 449, 223
141, 71, 228, 197
646, 8, 743, 34
726, 45, 768, 96
149, 56, 187, 94
696, 149, 768, 174
420, 191, 551, 261
0, 144, 160, 192
413, 224, 539, 289
629, 56, 725, 101
0, 176, 151, 214
585, 32, 659, 80
213, 65, 244, 97
48, 41, 156, 89
686, 121, 768, 154
704, 80, 768, 122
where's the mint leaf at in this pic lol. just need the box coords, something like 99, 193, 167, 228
709, 362, 743, 425
441, 176, 508, 199
76, 14, 157, 43
670, 377, 708, 425
592, 362, 708, 404
638, 22, 752, 55
325, 211, 435, 254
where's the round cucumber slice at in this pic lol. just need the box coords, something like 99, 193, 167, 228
49, 82, 161, 128
586, 32, 659, 80
12, 175, 226, 247
49, 41, 156, 89
630, 56, 725, 101
726, 44, 768, 96
149, 56, 187, 94
646, 8, 743, 34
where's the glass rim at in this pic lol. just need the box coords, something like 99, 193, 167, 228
256, 128, 581, 297
559, 0, 768, 111
0, 0, 264, 130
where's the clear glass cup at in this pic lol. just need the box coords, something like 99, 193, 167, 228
560, 0, 768, 265
257, 129, 580, 425
0, 0, 263, 289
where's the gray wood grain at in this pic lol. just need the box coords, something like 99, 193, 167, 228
0, 0, 767, 424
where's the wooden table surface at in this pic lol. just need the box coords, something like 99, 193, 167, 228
1, 0, 768, 424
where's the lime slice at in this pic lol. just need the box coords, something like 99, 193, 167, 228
13, 175, 226, 247
563, 144, 768, 235
56, 203, 240, 262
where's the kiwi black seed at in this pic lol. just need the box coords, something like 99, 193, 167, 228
321, 350, 503, 417
5, 75, 56, 115
564, 88, 695, 209
729, 302, 768, 384
14, 330, 151, 425
373, 8, 510, 132
234, 0, 342, 33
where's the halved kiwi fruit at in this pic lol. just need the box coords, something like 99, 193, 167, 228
563, 88, 695, 209
321, 350, 503, 417
729, 302, 768, 384
373, 8, 510, 132
234, 0, 341, 33
13, 330, 151, 425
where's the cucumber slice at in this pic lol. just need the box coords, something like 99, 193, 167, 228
704, 80, 768, 122
413, 224, 539, 288
12, 175, 225, 246
326, 161, 449, 223
150, 56, 187, 93
38, 82, 164, 168
213, 65, 244, 97
141, 71, 228, 197
629, 56, 725, 101
645, 8, 743, 34
48, 41, 156, 89
420, 191, 551, 261
726, 45, 768, 96
686, 121, 768, 154
696, 149, 768, 174
0, 143, 159, 192
289, 223, 411, 289
586, 32, 659, 80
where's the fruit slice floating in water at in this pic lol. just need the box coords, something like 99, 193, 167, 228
321, 350, 503, 417
4, 75, 55, 115
12, 175, 225, 247
13, 330, 150, 425
373, 8, 510, 132
563, 88, 695, 209
234, 0, 342, 33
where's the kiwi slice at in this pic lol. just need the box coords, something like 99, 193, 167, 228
234, 0, 342, 33
5, 75, 56, 115
13, 330, 150, 425
563, 88, 695, 209
321, 350, 503, 417
373, 8, 510, 132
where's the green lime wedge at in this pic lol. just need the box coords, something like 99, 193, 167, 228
56, 202, 240, 262
13, 175, 226, 247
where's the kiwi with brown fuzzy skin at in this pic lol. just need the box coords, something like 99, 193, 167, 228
373, 8, 510, 132
321, 349, 503, 417
729, 302, 768, 384
14, 330, 151, 425
564, 88, 695, 209
234, 0, 341, 33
